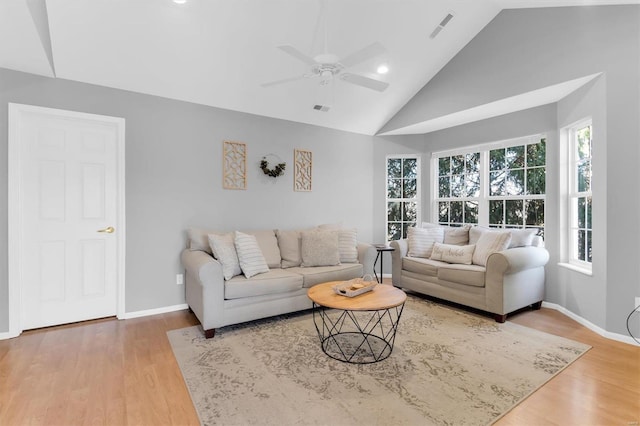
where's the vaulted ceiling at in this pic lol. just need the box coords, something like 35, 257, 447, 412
1, 0, 636, 135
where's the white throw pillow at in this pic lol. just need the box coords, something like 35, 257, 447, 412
276, 229, 303, 268
338, 228, 358, 263
444, 225, 471, 246
509, 228, 537, 248
234, 231, 269, 278
472, 230, 512, 266
430, 242, 475, 265
421, 222, 471, 246
301, 230, 340, 267
408, 226, 444, 258
208, 233, 242, 280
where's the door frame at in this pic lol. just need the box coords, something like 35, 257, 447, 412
7, 103, 126, 338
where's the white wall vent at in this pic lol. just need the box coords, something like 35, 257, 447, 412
313, 105, 330, 112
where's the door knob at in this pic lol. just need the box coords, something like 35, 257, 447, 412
97, 226, 115, 234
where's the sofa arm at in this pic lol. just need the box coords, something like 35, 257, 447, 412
357, 242, 377, 276
485, 246, 549, 316
389, 239, 408, 287
181, 249, 225, 330
486, 246, 549, 275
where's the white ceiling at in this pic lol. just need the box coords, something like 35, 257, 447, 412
1, 0, 637, 136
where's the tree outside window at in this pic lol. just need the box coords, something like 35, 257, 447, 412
387, 156, 420, 240
570, 123, 592, 264
489, 139, 546, 236
433, 136, 545, 235
437, 152, 480, 226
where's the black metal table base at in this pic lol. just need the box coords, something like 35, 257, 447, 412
312, 302, 405, 364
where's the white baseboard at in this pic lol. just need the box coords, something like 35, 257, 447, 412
0, 331, 20, 340
542, 302, 640, 347
118, 303, 189, 320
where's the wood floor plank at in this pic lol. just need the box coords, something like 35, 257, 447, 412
0, 302, 638, 425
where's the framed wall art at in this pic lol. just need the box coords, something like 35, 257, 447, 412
294, 149, 312, 192
223, 141, 247, 190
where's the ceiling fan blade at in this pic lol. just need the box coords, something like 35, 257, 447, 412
339, 42, 386, 68
340, 73, 389, 92
261, 74, 308, 88
277, 45, 317, 66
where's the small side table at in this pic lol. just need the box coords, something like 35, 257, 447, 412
373, 244, 395, 283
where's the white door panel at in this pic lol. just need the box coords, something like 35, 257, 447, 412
18, 110, 121, 330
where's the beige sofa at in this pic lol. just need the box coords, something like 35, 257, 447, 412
181, 227, 376, 338
390, 226, 549, 322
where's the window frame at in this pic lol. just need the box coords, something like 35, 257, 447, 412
385, 154, 421, 242
567, 118, 593, 270
432, 135, 546, 233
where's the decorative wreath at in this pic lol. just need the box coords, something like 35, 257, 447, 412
260, 155, 286, 178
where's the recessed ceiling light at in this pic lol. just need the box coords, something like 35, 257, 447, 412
377, 64, 389, 75
173, 0, 187, 4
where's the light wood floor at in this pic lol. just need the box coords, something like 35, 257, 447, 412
1, 300, 639, 425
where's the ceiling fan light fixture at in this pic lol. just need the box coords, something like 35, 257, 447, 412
377, 64, 389, 75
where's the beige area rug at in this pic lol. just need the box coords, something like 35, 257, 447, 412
167, 295, 590, 426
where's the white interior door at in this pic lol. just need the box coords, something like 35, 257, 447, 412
12, 105, 124, 331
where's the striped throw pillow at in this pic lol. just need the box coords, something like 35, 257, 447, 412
407, 226, 444, 258
338, 228, 358, 263
234, 231, 269, 278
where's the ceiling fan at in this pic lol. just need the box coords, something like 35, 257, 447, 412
261, 1, 389, 93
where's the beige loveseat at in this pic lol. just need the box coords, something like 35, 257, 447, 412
390, 225, 549, 322
181, 226, 376, 338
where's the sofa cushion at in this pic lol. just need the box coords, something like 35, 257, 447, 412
224, 269, 303, 299
242, 230, 281, 269
430, 242, 475, 265
189, 227, 214, 254
338, 228, 358, 263
235, 231, 269, 278
403, 257, 450, 277
287, 264, 364, 288
437, 264, 486, 288
472, 230, 512, 266
207, 233, 241, 280
408, 226, 444, 258
301, 230, 340, 267
277, 229, 303, 268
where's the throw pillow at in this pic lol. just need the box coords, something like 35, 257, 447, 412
421, 222, 471, 245
207, 233, 242, 280
276, 229, 303, 268
234, 231, 269, 278
509, 228, 537, 248
338, 228, 358, 263
430, 242, 475, 265
444, 225, 471, 245
469, 226, 491, 245
472, 230, 512, 266
300, 230, 340, 267
407, 226, 444, 258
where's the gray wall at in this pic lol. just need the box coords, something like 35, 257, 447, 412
0, 68, 390, 331
389, 5, 639, 335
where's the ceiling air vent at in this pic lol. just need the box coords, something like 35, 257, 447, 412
429, 13, 454, 39
313, 105, 330, 112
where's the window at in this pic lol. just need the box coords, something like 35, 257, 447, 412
488, 140, 546, 235
433, 136, 546, 234
437, 152, 480, 226
568, 120, 593, 265
386, 155, 420, 241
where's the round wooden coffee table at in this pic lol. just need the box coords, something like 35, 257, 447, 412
307, 281, 407, 364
